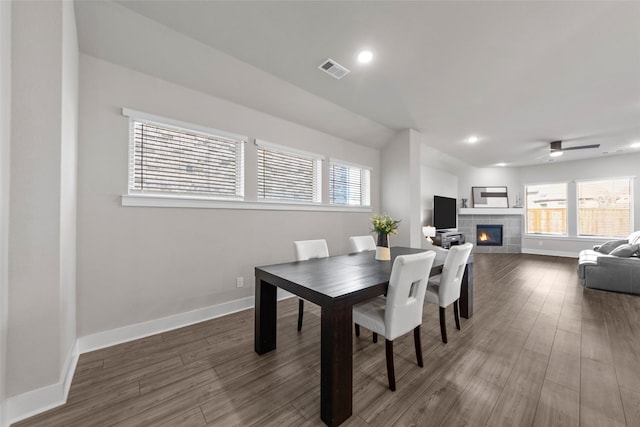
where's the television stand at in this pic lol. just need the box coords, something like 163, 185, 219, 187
433, 231, 465, 249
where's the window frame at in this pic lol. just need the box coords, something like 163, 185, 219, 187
524, 181, 569, 236
329, 158, 371, 207
123, 108, 246, 200
255, 139, 323, 204
120, 109, 373, 212
575, 176, 634, 239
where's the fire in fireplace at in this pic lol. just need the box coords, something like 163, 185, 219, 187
476, 224, 503, 246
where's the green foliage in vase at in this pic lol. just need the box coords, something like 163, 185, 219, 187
370, 213, 401, 235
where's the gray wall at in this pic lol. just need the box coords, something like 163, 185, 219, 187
0, 0, 12, 423
77, 54, 380, 337
7, 0, 78, 397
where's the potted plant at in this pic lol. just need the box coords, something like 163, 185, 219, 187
371, 213, 400, 260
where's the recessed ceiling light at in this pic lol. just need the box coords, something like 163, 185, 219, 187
631, 141, 640, 148
496, 163, 507, 167
550, 151, 563, 157
467, 136, 479, 144
357, 50, 373, 64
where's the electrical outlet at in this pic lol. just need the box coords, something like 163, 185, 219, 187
236, 277, 244, 288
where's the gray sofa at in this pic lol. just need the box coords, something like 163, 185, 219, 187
578, 231, 640, 294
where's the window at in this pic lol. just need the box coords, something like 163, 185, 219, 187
126, 110, 245, 199
525, 183, 567, 235
329, 160, 371, 206
577, 178, 633, 237
256, 140, 322, 203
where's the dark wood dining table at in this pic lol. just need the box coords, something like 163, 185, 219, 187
254, 246, 473, 426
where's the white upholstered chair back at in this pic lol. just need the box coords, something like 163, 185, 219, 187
349, 235, 376, 253
384, 251, 436, 340
437, 243, 473, 307
294, 239, 329, 261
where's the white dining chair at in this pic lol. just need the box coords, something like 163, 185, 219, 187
353, 250, 436, 391
349, 235, 376, 253
425, 243, 473, 344
293, 239, 329, 331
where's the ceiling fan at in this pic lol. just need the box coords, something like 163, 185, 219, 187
548, 140, 600, 157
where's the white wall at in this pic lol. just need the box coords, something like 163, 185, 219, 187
76, 54, 380, 337
0, 1, 11, 424
59, 0, 79, 392
457, 166, 522, 208
519, 153, 640, 256
380, 129, 423, 248
420, 166, 458, 228
416, 135, 467, 235
7, 0, 78, 411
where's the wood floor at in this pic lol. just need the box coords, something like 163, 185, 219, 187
14, 253, 640, 427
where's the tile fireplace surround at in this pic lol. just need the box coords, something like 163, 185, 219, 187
457, 208, 523, 253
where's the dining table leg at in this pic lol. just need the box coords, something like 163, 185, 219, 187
320, 300, 353, 426
460, 262, 473, 319
254, 277, 277, 355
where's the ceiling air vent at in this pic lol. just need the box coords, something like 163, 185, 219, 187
318, 58, 350, 79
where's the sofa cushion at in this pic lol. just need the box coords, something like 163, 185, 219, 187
610, 243, 640, 257
596, 239, 627, 254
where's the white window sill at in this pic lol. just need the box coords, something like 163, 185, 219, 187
121, 194, 373, 212
522, 234, 623, 242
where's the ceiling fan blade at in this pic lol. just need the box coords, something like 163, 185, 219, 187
561, 144, 600, 151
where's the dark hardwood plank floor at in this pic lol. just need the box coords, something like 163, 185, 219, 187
13, 253, 640, 427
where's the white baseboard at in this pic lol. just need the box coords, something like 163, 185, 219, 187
7, 340, 79, 425
6, 293, 299, 426
521, 248, 579, 258
78, 296, 259, 353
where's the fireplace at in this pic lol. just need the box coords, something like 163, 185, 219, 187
476, 224, 503, 246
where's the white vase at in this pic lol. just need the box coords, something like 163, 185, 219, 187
375, 233, 390, 261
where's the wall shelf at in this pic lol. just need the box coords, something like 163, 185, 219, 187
459, 208, 525, 215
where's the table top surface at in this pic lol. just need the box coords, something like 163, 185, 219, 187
255, 247, 455, 305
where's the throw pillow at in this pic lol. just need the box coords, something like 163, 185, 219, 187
609, 243, 640, 258
596, 239, 627, 254
629, 231, 640, 245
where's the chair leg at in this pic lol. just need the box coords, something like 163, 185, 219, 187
453, 299, 461, 330
385, 339, 396, 391
439, 306, 448, 344
297, 299, 304, 332
355, 324, 360, 337
373, 332, 378, 343
413, 326, 423, 367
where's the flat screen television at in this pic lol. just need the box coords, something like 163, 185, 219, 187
433, 195, 457, 230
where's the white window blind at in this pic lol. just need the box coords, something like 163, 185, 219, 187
329, 161, 371, 206
128, 117, 244, 199
525, 183, 567, 235
577, 178, 633, 238
256, 142, 322, 203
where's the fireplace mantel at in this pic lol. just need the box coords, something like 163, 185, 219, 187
459, 208, 524, 215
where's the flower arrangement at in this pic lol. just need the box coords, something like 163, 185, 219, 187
370, 213, 401, 235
